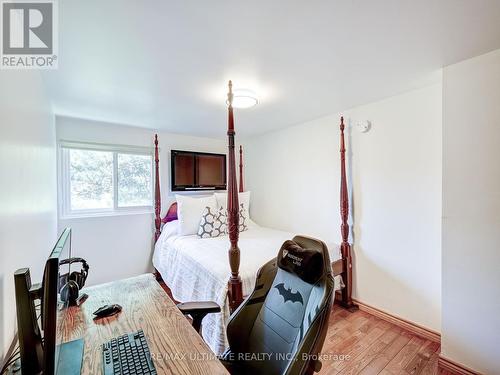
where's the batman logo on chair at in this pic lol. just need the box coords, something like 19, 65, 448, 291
274, 283, 304, 305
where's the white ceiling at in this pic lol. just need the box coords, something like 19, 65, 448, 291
44, 0, 500, 138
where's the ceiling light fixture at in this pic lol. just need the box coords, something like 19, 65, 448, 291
227, 89, 258, 109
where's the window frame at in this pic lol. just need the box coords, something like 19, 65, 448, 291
58, 141, 155, 219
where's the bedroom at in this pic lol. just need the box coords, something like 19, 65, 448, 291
0, 1, 499, 374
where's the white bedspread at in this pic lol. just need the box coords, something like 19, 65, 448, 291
153, 221, 342, 355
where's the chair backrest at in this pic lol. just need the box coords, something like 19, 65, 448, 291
226, 235, 335, 375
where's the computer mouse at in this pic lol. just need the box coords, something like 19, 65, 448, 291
93, 304, 122, 319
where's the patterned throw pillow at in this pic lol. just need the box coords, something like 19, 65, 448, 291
197, 206, 227, 238
213, 207, 227, 236
239, 203, 248, 233
222, 203, 249, 233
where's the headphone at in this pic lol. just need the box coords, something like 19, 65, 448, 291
59, 257, 89, 305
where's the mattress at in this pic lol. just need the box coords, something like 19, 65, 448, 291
153, 221, 342, 355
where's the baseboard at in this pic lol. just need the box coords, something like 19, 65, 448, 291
438, 355, 482, 375
352, 299, 440, 343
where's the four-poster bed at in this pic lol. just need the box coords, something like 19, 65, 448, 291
151, 82, 357, 352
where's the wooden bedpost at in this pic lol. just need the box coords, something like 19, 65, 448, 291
339, 117, 358, 312
154, 134, 161, 243
227, 81, 243, 312
153, 134, 162, 281
239, 145, 244, 193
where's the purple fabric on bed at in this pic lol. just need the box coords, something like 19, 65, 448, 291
162, 202, 178, 223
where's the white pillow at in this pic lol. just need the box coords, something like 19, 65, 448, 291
176, 195, 217, 236
214, 191, 251, 214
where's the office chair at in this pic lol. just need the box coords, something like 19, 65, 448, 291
178, 235, 335, 375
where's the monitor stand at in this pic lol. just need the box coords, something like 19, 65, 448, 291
14, 268, 43, 374
56, 338, 84, 375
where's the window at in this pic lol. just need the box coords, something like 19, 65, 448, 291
59, 142, 153, 217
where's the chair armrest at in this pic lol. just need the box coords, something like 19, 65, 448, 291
177, 301, 221, 334
177, 301, 221, 316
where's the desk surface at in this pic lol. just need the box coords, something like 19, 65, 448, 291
58, 274, 228, 375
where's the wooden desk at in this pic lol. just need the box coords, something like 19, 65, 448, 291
58, 274, 229, 375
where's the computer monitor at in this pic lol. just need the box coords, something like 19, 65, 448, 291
42, 227, 72, 374
14, 227, 82, 375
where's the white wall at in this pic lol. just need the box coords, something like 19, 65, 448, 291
243, 84, 442, 332
442, 49, 500, 374
0, 71, 57, 359
56, 116, 226, 286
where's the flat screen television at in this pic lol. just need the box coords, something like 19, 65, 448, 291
171, 150, 226, 191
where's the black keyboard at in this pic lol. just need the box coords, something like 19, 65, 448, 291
102, 330, 157, 375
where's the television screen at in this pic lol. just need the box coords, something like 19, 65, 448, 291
173, 153, 195, 186
171, 150, 226, 191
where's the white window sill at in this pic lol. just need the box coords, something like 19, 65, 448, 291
59, 209, 154, 220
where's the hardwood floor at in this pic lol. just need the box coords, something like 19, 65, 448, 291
319, 307, 443, 375
159, 281, 446, 375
